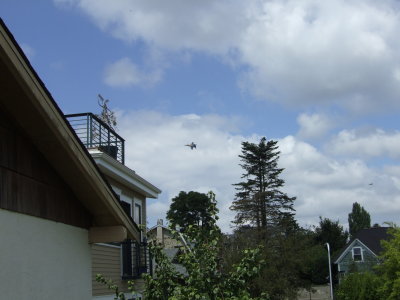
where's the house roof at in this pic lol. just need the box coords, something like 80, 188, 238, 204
353, 227, 390, 254
0, 19, 142, 240
334, 227, 391, 263
89, 149, 161, 198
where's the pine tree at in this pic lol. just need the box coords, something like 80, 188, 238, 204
348, 202, 371, 237
230, 137, 296, 231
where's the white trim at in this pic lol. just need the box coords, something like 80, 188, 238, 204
334, 239, 377, 264
89, 150, 161, 198
352, 246, 363, 262
96, 243, 121, 249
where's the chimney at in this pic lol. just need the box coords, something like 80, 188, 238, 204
156, 219, 164, 244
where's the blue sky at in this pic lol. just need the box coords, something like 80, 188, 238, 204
3, 0, 400, 232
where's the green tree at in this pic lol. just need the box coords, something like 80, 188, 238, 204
145, 192, 269, 300
223, 224, 318, 299
230, 137, 296, 232
97, 192, 268, 300
377, 227, 400, 299
348, 202, 371, 238
335, 272, 382, 300
167, 191, 215, 229
314, 217, 348, 254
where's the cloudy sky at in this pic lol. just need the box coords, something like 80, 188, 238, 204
2, 0, 400, 232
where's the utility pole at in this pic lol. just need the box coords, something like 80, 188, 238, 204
326, 243, 334, 299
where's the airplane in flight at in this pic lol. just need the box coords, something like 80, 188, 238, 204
185, 142, 197, 150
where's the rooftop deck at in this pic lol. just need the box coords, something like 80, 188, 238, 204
65, 113, 125, 164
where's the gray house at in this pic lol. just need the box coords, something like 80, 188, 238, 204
334, 227, 390, 277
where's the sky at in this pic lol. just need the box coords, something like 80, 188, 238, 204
2, 0, 400, 232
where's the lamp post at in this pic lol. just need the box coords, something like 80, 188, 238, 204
326, 243, 334, 299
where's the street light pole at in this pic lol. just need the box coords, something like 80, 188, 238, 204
326, 243, 334, 299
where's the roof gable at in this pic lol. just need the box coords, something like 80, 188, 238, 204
0, 19, 140, 240
334, 227, 391, 264
354, 227, 390, 254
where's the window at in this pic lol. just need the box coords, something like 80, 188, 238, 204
352, 247, 363, 261
134, 203, 142, 225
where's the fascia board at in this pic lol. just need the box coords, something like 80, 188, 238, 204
334, 239, 358, 264
0, 20, 140, 241
90, 150, 161, 198
334, 239, 378, 264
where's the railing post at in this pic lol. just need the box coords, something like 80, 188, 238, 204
88, 114, 92, 147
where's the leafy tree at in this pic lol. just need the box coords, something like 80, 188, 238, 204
167, 191, 215, 229
335, 272, 382, 300
300, 243, 329, 285
223, 224, 319, 299
230, 137, 296, 232
348, 202, 371, 238
97, 192, 268, 300
145, 191, 269, 300
377, 227, 400, 299
314, 217, 348, 255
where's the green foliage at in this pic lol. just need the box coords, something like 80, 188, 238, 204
95, 274, 135, 300
231, 137, 296, 230
377, 227, 400, 299
335, 227, 400, 300
335, 272, 382, 300
314, 217, 348, 254
348, 202, 371, 238
223, 224, 320, 299
167, 191, 215, 229
147, 191, 269, 300
300, 244, 329, 285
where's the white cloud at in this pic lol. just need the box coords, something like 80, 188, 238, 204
104, 57, 162, 87
116, 110, 400, 232
118, 110, 245, 231
56, 0, 400, 112
297, 113, 333, 140
328, 128, 400, 159
279, 136, 400, 227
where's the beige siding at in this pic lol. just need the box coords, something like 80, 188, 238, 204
92, 244, 129, 296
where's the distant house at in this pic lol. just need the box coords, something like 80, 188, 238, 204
147, 219, 186, 276
334, 227, 390, 277
0, 19, 160, 300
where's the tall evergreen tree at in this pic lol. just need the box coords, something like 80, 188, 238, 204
348, 202, 371, 237
230, 137, 296, 231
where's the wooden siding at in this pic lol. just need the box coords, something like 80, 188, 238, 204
338, 240, 380, 274
0, 108, 91, 228
92, 244, 129, 296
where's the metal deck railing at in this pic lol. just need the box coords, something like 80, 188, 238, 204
122, 240, 153, 279
65, 113, 125, 164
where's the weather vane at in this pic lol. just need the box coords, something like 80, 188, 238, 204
97, 94, 117, 131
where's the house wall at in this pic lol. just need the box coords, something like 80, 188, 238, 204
0, 108, 91, 228
338, 240, 380, 274
91, 244, 129, 296
107, 178, 147, 230
147, 227, 182, 249
91, 177, 148, 298
0, 208, 91, 300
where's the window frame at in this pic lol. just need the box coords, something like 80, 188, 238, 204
352, 246, 363, 262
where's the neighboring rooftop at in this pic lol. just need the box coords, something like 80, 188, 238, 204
352, 227, 391, 254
